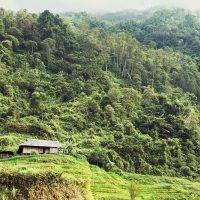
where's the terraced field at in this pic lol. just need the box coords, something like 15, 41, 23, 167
91, 165, 200, 200
0, 155, 199, 200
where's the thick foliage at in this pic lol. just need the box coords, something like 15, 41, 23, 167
0, 9, 199, 178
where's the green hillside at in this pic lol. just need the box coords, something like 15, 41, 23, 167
0, 7, 200, 199
0, 155, 200, 200
107, 9, 200, 65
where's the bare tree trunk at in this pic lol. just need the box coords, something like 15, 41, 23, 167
122, 58, 127, 77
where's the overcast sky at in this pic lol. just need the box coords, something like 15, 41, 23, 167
0, 0, 200, 13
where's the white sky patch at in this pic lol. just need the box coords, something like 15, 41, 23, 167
0, 0, 200, 13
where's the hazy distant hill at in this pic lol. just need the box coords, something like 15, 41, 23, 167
92, 6, 181, 21
94, 9, 153, 21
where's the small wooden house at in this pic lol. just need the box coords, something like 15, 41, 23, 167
0, 151, 14, 159
18, 139, 62, 155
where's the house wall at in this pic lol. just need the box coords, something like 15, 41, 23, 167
22, 147, 59, 154
0, 153, 9, 159
22, 147, 43, 154
50, 148, 59, 154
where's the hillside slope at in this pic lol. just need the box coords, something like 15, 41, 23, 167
0, 155, 200, 200
109, 9, 200, 63
0, 8, 200, 179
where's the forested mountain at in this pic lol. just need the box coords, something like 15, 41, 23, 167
108, 9, 200, 61
0, 8, 200, 179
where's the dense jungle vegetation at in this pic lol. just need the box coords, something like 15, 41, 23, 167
0, 8, 200, 180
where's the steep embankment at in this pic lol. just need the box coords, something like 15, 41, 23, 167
0, 155, 199, 200
0, 155, 93, 200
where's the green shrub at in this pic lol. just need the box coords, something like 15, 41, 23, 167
180, 166, 192, 176
128, 182, 143, 200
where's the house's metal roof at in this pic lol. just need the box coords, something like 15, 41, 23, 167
20, 139, 62, 148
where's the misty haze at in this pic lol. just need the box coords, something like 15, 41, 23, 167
1, 0, 200, 12
0, 0, 200, 200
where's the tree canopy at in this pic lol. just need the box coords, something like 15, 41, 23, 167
0, 8, 200, 178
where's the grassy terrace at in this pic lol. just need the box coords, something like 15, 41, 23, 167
0, 155, 200, 200
91, 165, 200, 199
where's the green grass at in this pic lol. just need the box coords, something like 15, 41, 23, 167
0, 154, 91, 182
0, 154, 199, 200
91, 165, 200, 199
